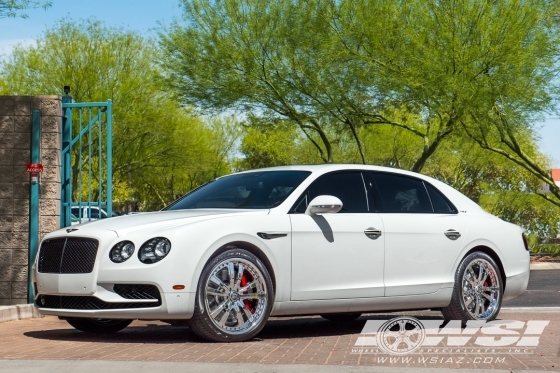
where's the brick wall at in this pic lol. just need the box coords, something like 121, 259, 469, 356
0, 96, 61, 305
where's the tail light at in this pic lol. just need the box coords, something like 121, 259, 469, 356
522, 233, 529, 251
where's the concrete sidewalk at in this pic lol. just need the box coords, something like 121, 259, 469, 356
0, 360, 551, 373
530, 262, 560, 270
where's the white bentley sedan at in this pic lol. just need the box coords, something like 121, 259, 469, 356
33, 165, 530, 342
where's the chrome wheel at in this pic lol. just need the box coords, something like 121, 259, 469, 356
461, 258, 501, 319
204, 258, 268, 335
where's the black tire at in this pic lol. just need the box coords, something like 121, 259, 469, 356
189, 248, 274, 342
66, 318, 132, 333
320, 313, 362, 322
441, 251, 503, 321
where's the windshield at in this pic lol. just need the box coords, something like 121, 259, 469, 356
165, 171, 311, 210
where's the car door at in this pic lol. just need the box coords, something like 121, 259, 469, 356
368, 172, 467, 296
290, 171, 385, 301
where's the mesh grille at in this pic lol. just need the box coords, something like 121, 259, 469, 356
38, 237, 99, 274
60, 238, 98, 273
36, 295, 161, 310
113, 284, 160, 300
38, 238, 66, 273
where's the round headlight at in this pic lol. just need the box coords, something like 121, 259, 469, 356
110, 241, 135, 263
139, 237, 171, 264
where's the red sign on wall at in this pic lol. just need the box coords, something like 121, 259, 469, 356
26, 163, 43, 173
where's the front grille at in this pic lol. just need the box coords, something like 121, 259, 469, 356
37, 238, 65, 273
114, 284, 160, 300
38, 237, 98, 274
36, 295, 161, 310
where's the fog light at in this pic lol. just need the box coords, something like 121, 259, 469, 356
139, 237, 171, 264
110, 241, 135, 263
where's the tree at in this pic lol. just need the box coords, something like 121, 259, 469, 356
160, 0, 560, 174
1, 19, 230, 210
129, 116, 239, 210
237, 117, 322, 170
0, 0, 51, 18
160, 0, 368, 163
0, 78, 7, 94
336, 0, 560, 207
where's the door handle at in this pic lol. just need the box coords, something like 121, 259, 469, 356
364, 227, 382, 240
444, 229, 461, 240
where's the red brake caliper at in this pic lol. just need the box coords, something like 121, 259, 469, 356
483, 279, 492, 301
240, 273, 256, 314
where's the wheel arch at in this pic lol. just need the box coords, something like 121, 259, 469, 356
205, 241, 277, 293
463, 245, 507, 290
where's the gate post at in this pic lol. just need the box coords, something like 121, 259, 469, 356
107, 99, 113, 217
27, 110, 40, 304
61, 94, 72, 228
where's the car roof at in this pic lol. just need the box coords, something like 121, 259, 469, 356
237, 164, 426, 178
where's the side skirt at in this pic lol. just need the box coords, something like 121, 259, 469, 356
270, 288, 453, 317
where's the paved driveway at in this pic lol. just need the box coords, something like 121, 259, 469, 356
0, 310, 558, 371
1, 269, 559, 372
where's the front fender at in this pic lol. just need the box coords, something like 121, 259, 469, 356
189, 233, 281, 295
161, 214, 290, 304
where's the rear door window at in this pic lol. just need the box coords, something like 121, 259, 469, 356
371, 172, 433, 213
425, 182, 457, 213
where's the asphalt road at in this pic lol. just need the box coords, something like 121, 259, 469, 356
502, 269, 560, 307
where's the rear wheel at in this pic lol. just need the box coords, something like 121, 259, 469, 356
441, 252, 503, 321
320, 313, 362, 322
66, 318, 132, 333
189, 248, 274, 342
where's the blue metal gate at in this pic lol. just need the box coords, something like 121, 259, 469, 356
61, 94, 113, 227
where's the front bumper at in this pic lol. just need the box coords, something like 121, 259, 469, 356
33, 230, 196, 320
34, 281, 195, 320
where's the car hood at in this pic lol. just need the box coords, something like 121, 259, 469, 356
60, 209, 270, 237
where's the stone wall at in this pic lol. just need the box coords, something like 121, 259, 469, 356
0, 96, 61, 305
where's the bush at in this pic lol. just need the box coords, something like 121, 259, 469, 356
531, 244, 560, 256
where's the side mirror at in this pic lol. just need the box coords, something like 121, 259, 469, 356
305, 195, 343, 216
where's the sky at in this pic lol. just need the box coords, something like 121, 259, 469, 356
0, 0, 180, 53
1, 0, 560, 167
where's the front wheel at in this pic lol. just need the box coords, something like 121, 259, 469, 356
66, 318, 132, 333
441, 252, 503, 321
189, 248, 274, 342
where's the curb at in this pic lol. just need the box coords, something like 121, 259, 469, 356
0, 304, 43, 323
530, 262, 560, 270
500, 307, 560, 312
